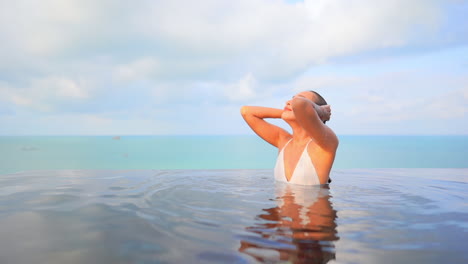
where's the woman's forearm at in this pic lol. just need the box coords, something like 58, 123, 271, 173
240, 106, 283, 119
291, 97, 330, 122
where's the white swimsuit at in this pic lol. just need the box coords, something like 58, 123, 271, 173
275, 182, 326, 225
274, 139, 321, 185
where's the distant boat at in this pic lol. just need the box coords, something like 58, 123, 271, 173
112, 136, 121, 140
21, 146, 39, 151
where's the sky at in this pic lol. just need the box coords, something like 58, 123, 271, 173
0, 0, 467, 135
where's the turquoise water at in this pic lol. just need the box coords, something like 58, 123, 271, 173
0, 135, 467, 174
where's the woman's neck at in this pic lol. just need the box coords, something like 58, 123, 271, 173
289, 123, 311, 144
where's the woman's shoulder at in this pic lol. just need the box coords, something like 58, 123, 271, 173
312, 125, 338, 151
325, 126, 339, 150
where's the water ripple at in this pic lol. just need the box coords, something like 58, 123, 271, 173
0, 169, 466, 263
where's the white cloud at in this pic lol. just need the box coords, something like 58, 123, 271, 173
293, 75, 361, 93
225, 73, 258, 102
424, 88, 468, 119
0, 0, 91, 59
0, 82, 32, 109
0, 0, 465, 135
0, 77, 90, 112
113, 57, 161, 83
0, 0, 446, 79
37, 77, 89, 99
0, 111, 177, 135
10, 95, 33, 107
462, 86, 468, 99
326, 69, 468, 127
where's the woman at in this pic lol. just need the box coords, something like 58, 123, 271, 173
240, 91, 338, 185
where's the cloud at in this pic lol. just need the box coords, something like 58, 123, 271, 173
225, 73, 258, 102
0, 0, 466, 135
424, 87, 468, 119
293, 75, 361, 93
0, 76, 90, 112
35, 77, 89, 99
0, 0, 448, 80
0, 112, 176, 135
324, 69, 468, 128
113, 57, 161, 83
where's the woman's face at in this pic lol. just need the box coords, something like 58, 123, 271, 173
281, 91, 316, 121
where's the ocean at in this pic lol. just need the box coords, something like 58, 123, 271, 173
0, 135, 467, 263
0, 135, 467, 174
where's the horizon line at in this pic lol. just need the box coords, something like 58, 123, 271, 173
0, 134, 467, 137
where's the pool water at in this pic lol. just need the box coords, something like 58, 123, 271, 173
0, 169, 466, 263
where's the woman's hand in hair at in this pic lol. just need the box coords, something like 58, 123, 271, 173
318, 105, 331, 123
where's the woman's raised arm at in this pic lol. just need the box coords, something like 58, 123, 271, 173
240, 106, 290, 148
291, 97, 337, 150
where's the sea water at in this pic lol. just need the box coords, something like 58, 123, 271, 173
0, 135, 467, 174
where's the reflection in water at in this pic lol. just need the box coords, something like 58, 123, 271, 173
239, 183, 339, 263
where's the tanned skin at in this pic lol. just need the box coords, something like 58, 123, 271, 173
240, 91, 338, 184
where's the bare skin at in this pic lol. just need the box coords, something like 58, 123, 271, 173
240, 91, 339, 184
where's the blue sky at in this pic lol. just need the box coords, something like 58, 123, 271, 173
0, 0, 467, 135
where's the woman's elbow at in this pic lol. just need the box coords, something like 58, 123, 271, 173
240, 105, 250, 117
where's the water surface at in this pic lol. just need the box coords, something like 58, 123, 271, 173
1, 135, 467, 175
0, 169, 466, 263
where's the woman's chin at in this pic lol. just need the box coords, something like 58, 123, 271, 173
281, 113, 295, 122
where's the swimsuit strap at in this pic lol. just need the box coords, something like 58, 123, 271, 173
281, 138, 293, 152
284, 138, 312, 151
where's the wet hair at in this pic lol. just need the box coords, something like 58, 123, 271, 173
309, 90, 327, 106
308, 91, 328, 124
309, 91, 332, 184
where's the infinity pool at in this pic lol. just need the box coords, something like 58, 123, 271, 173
0, 169, 466, 263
